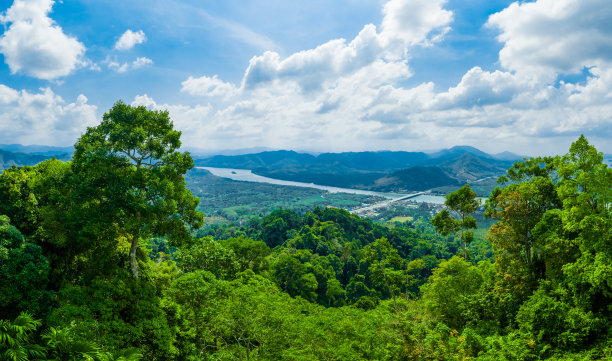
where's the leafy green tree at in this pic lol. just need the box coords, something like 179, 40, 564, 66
0, 166, 40, 237
325, 278, 346, 307
71, 101, 204, 278
49, 270, 176, 360
421, 256, 486, 330
219, 236, 270, 272
432, 184, 480, 260
404, 258, 425, 300
176, 237, 240, 280
0, 216, 51, 319
485, 158, 561, 299
482, 135, 611, 355
364, 238, 404, 312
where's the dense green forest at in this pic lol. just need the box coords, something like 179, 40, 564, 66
1, 103, 610, 360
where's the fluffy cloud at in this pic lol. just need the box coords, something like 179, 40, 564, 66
487, 0, 612, 78
114, 30, 147, 51
379, 0, 452, 48
0, 0, 86, 80
0, 84, 97, 145
105, 56, 153, 73
181, 75, 238, 98
139, 0, 611, 155
240, 0, 452, 92
132, 57, 153, 68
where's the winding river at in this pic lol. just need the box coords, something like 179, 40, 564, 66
197, 167, 447, 204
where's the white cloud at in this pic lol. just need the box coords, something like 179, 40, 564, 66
132, 56, 153, 68
0, 0, 86, 80
104, 56, 152, 73
131, 94, 215, 147
114, 29, 146, 51
0, 84, 97, 145
0, 84, 20, 104
487, 0, 612, 78
380, 0, 453, 49
239, 0, 452, 92
181, 75, 238, 98
434, 67, 526, 109
132, 0, 612, 155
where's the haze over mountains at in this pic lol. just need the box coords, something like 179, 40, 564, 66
0, 144, 72, 171
195, 146, 524, 194
4, 143, 610, 196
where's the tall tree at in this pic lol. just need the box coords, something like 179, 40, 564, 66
431, 184, 480, 260
485, 157, 562, 300
72, 101, 204, 278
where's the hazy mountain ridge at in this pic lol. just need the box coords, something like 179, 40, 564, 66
0, 149, 50, 171
0, 146, 73, 172
195, 147, 522, 193
0, 143, 74, 157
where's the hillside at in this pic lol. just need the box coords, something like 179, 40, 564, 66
0, 149, 50, 171
196, 146, 519, 194
372, 166, 460, 192
0, 143, 74, 157
0, 146, 73, 172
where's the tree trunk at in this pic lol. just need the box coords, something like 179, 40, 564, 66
381, 264, 398, 313
130, 235, 139, 279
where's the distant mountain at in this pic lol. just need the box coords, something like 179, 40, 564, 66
427, 146, 494, 160
197, 150, 429, 172
198, 150, 316, 169
312, 151, 429, 172
436, 153, 512, 182
373, 166, 460, 192
492, 151, 524, 161
0, 149, 50, 172
185, 146, 274, 158
195, 146, 521, 194
0, 144, 73, 157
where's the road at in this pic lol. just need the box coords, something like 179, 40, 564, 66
349, 191, 429, 216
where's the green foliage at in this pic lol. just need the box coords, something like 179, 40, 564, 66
422, 256, 488, 330
432, 184, 480, 260
49, 271, 176, 360
0, 166, 40, 237
0, 216, 51, 320
0, 313, 45, 361
176, 237, 240, 279
1, 112, 609, 361
72, 101, 204, 278
0, 313, 143, 361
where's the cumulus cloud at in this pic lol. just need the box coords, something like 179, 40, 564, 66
181, 75, 238, 98
239, 0, 452, 92
114, 29, 147, 50
132, 56, 153, 68
379, 0, 453, 48
487, 0, 612, 78
0, 0, 86, 80
0, 84, 97, 145
104, 56, 153, 73
137, 0, 612, 155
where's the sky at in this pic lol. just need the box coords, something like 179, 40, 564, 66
0, 0, 611, 156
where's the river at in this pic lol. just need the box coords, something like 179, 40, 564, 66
197, 167, 447, 204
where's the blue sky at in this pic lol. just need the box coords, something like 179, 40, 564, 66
0, 0, 611, 155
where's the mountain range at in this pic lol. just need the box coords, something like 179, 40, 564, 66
195, 146, 524, 194
0, 145, 72, 172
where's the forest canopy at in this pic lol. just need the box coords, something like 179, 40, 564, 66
0, 103, 610, 361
